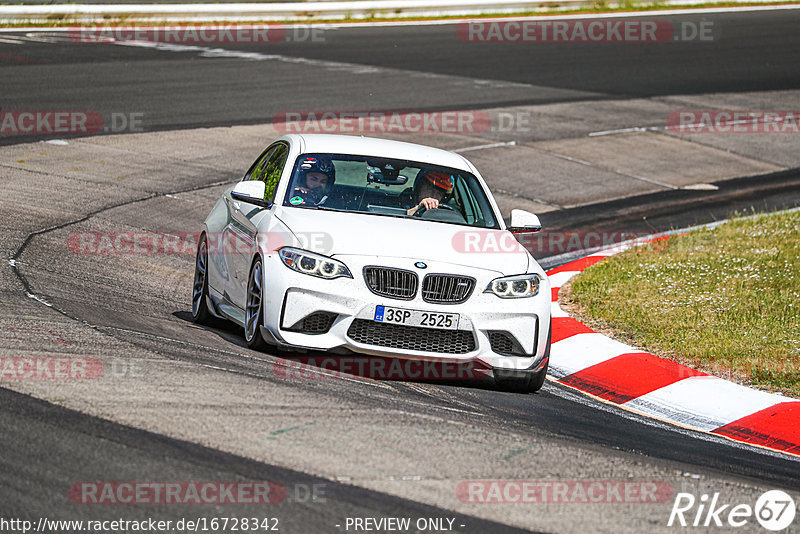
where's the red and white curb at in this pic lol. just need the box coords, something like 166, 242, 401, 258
545, 242, 800, 458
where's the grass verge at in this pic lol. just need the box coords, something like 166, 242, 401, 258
561, 210, 800, 397
1, 2, 800, 28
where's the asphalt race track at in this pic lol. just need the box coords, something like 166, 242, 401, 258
2, 10, 800, 143
1, 9, 800, 534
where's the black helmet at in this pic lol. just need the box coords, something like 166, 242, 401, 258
298, 156, 336, 190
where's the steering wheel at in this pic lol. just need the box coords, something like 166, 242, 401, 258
413, 202, 456, 217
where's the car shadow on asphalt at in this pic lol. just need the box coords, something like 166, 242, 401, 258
171, 310, 516, 394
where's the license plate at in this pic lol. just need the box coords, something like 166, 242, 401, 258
374, 305, 459, 330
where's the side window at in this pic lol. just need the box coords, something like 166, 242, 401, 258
244, 146, 275, 182
455, 178, 480, 226
252, 143, 288, 202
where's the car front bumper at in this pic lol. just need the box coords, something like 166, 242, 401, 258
261, 253, 551, 373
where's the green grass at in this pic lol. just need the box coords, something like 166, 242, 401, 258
564, 210, 800, 397
2, 1, 800, 28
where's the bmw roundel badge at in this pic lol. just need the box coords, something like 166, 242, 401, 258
414, 262, 427, 269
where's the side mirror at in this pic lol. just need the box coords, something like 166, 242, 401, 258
231, 180, 272, 209
508, 209, 542, 232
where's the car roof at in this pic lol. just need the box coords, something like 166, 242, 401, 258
281, 133, 475, 173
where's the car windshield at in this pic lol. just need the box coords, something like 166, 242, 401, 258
282, 153, 499, 229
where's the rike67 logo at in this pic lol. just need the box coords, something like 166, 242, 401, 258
668, 490, 796, 531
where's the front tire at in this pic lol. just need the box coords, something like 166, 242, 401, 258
191, 236, 214, 325
245, 257, 268, 350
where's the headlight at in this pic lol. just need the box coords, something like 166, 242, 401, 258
278, 247, 352, 279
484, 274, 541, 298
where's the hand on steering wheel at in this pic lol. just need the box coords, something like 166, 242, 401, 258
413, 198, 454, 217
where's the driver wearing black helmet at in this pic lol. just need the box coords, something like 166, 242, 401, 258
291, 156, 336, 206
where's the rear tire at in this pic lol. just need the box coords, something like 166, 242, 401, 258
191, 236, 214, 325
245, 257, 268, 350
495, 320, 551, 393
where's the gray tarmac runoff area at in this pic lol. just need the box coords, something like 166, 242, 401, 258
2, 10, 800, 534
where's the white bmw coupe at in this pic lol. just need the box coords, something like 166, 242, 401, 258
192, 134, 551, 392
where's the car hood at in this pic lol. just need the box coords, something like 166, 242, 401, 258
274, 208, 529, 275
